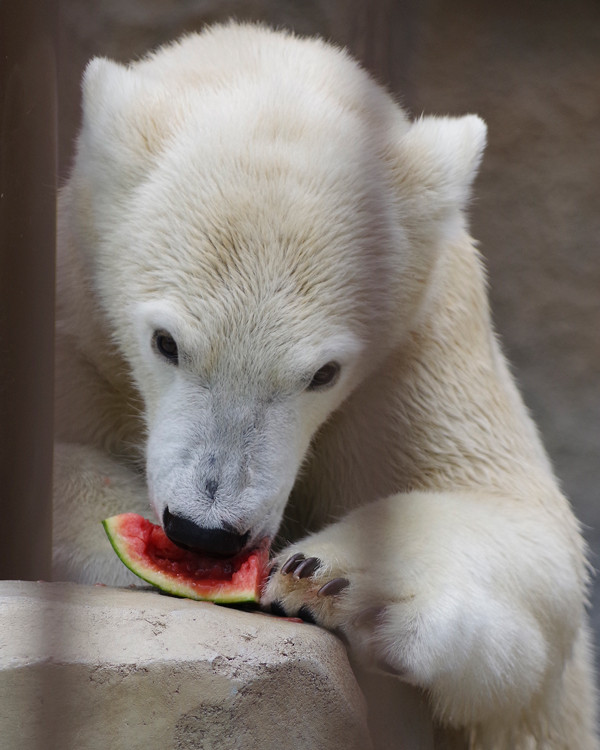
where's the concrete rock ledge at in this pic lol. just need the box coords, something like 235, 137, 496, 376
0, 581, 373, 750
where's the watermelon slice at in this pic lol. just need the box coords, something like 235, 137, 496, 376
102, 513, 269, 603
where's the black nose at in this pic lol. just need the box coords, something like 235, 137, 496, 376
163, 507, 249, 557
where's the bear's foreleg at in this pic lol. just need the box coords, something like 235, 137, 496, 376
53, 442, 149, 585
262, 490, 593, 743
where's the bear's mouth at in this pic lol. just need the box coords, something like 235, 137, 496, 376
162, 506, 251, 558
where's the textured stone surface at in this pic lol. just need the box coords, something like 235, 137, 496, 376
0, 581, 375, 750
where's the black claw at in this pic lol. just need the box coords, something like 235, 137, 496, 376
281, 553, 305, 575
297, 605, 317, 624
317, 577, 350, 597
270, 600, 287, 617
293, 556, 321, 579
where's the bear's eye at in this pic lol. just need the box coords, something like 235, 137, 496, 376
153, 330, 179, 364
307, 361, 340, 390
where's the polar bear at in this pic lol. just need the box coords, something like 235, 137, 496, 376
54, 22, 597, 748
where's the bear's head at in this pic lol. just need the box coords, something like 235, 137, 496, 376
64, 25, 485, 556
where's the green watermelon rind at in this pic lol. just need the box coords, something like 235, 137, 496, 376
102, 515, 265, 604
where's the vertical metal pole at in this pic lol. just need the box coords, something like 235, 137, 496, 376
0, 0, 57, 579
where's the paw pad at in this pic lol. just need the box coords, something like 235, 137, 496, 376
270, 600, 287, 617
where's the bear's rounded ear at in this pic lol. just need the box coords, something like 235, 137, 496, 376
78, 57, 174, 180
81, 57, 125, 119
394, 115, 487, 236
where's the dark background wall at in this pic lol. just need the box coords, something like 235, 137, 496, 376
0, 0, 57, 580
57, 0, 600, 663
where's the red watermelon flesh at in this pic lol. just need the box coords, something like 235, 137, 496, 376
102, 513, 269, 603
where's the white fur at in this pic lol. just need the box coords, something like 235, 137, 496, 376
54, 22, 598, 747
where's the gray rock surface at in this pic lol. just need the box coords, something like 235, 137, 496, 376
0, 581, 375, 750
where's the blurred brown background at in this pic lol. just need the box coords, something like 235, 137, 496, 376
57, 0, 600, 661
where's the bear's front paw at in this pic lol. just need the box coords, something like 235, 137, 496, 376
263, 550, 351, 626
262, 548, 404, 677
